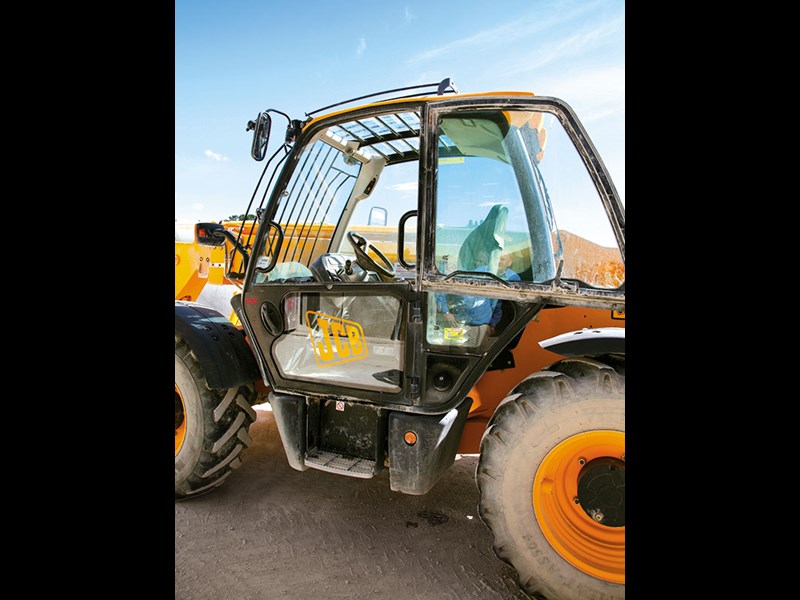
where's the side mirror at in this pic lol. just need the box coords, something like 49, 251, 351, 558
246, 111, 272, 161
195, 222, 226, 247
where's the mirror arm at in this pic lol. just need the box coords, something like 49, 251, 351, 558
213, 229, 250, 276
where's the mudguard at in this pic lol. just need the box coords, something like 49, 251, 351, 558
175, 300, 261, 390
388, 397, 472, 495
268, 392, 309, 472
538, 326, 625, 356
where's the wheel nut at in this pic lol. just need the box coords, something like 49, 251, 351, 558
593, 512, 604, 522
578, 457, 586, 465
573, 497, 580, 504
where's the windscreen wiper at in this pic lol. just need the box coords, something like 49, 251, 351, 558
442, 270, 512, 287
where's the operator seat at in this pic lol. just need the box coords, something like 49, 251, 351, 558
441, 204, 511, 346
457, 204, 508, 272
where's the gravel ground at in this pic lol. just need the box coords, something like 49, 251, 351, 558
175, 403, 530, 600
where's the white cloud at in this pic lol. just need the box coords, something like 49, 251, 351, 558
408, 2, 600, 65
580, 106, 624, 124
498, 15, 624, 76
535, 66, 625, 118
192, 202, 205, 211
388, 182, 417, 192
204, 149, 228, 161
356, 38, 366, 57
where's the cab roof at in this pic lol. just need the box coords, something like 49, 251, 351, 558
302, 79, 535, 165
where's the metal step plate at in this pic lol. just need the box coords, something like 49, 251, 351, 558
305, 448, 376, 478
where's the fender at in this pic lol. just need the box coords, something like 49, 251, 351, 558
175, 300, 261, 390
538, 326, 625, 357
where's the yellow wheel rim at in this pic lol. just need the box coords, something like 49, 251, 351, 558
175, 384, 187, 456
532, 430, 625, 584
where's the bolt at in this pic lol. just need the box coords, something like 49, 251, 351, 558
573, 497, 580, 504
593, 512, 604, 522
578, 457, 586, 465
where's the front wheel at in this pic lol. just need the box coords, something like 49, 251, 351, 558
476, 356, 625, 600
175, 335, 258, 500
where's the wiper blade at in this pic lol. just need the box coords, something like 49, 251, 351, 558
442, 270, 511, 287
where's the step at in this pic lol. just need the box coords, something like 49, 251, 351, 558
304, 447, 376, 478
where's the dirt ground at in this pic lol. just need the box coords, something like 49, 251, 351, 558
175, 402, 530, 600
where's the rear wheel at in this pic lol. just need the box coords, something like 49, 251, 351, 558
476, 356, 624, 600
175, 335, 258, 500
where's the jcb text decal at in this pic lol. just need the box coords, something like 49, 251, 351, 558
306, 311, 368, 368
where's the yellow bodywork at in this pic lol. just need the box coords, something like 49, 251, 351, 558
175, 239, 210, 302
175, 221, 260, 322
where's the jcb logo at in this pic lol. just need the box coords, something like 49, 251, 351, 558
306, 311, 368, 368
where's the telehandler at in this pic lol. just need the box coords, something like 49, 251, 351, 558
175, 79, 625, 600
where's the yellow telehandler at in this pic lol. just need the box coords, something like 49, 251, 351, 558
175, 79, 624, 600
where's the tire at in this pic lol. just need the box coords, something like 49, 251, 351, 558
476, 355, 625, 600
175, 334, 258, 500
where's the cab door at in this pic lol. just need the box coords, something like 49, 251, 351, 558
237, 105, 428, 409
407, 96, 625, 409
419, 96, 623, 312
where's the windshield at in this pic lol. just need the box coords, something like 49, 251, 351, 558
433, 110, 623, 289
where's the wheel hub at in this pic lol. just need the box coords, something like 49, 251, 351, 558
532, 430, 625, 584
577, 457, 625, 527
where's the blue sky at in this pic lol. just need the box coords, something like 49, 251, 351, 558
175, 0, 624, 223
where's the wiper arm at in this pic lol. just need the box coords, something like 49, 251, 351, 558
540, 260, 578, 292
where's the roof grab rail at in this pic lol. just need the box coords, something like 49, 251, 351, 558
305, 78, 458, 118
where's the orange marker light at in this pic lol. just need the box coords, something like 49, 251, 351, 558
404, 431, 417, 446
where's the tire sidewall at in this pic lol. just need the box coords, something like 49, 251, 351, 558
175, 352, 206, 486
498, 395, 624, 599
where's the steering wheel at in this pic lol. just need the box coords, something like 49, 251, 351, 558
346, 231, 396, 279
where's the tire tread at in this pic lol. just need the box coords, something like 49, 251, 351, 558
476, 355, 625, 600
175, 335, 259, 500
